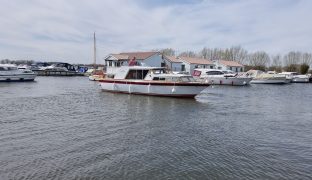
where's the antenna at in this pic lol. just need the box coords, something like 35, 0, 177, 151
93, 32, 96, 67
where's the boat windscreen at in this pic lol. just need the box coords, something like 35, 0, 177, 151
126, 70, 149, 80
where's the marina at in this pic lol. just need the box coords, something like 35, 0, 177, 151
0, 76, 311, 179
33, 70, 84, 76
1, 0, 312, 179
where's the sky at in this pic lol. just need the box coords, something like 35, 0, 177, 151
0, 0, 312, 64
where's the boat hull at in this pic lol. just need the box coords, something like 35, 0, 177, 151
99, 80, 209, 98
291, 77, 309, 83
0, 74, 36, 82
250, 79, 289, 84
203, 77, 252, 86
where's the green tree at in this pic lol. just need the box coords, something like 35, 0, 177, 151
300, 63, 309, 74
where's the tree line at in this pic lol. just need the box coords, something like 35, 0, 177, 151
158, 46, 312, 74
0, 59, 35, 65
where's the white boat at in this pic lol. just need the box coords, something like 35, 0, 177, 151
0, 64, 37, 82
17, 64, 31, 70
278, 72, 309, 83
99, 66, 209, 98
193, 69, 252, 86
247, 70, 289, 84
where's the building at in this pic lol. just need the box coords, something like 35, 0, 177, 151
162, 55, 184, 72
104, 51, 162, 75
178, 56, 215, 74
214, 60, 244, 72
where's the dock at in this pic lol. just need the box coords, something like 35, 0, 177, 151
33, 70, 84, 76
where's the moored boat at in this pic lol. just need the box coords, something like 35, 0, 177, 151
0, 64, 37, 82
278, 72, 309, 83
193, 69, 252, 86
99, 66, 209, 98
247, 70, 289, 84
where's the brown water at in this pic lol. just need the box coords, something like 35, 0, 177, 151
0, 77, 311, 179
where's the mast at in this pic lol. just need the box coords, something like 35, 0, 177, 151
93, 32, 96, 68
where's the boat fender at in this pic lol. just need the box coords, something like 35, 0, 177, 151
171, 87, 176, 93
128, 84, 131, 93
220, 80, 222, 85
147, 84, 151, 93
231, 81, 234, 86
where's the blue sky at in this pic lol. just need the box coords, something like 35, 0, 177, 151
0, 0, 311, 63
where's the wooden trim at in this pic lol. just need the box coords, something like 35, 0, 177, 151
99, 79, 210, 87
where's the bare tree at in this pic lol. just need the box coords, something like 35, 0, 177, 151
271, 54, 282, 67
179, 51, 197, 58
199, 47, 209, 59
219, 46, 248, 63
283, 51, 302, 66
301, 52, 312, 65
159, 48, 175, 56
247, 51, 270, 67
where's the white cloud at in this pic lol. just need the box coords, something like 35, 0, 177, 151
0, 0, 312, 63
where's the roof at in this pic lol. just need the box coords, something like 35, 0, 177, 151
164, 55, 183, 63
119, 51, 159, 60
110, 54, 129, 60
179, 56, 214, 65
218, 60, 243, 67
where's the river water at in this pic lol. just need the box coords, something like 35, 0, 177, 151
0, 77, 311, 180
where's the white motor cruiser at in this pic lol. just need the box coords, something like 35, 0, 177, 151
193, 69, 252, 86
0, 64, 37, 82
99, 66, 209, 98
247, 70, 289, 84
278, 72, 309, 83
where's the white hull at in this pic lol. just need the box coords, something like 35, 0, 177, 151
203, 77, 252, 86
250, 79, 288, 84
88, 76, 96, 81
291, 77, 309, 83
0, 74, 36, 82
99, 80, 209, 98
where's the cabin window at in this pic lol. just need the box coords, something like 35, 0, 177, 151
206, 71, 223, 75
152, 77, 165, 81
152, 69, 165, 74
210, 66, 214, 69
126, 70, 149, 80
116, 62, 121, 67
8, 67, 17, 70
108, 61, 112, 67
0, 67, 6, 71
